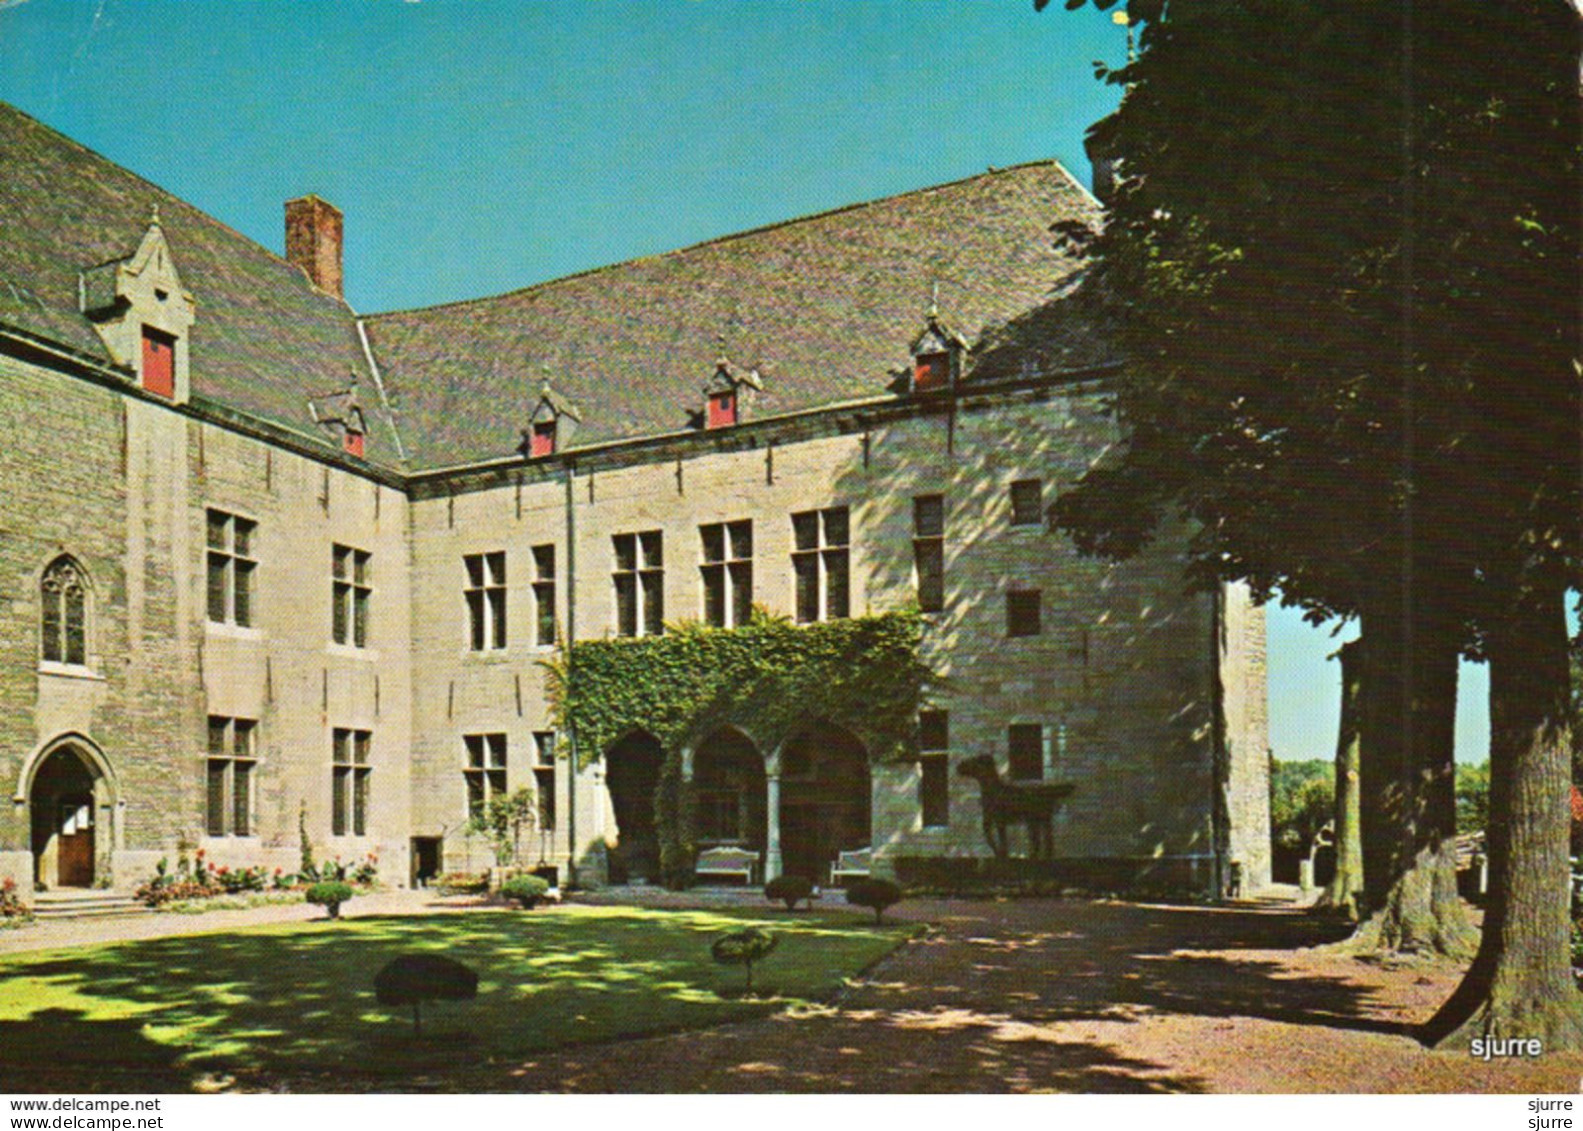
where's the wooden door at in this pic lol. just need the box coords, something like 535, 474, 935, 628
57, 797, 94, 887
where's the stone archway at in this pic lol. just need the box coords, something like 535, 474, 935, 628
777, 722, 870, 883
692, 727, 767, 852
27, 740, 112, 890
603, 731, 665, 884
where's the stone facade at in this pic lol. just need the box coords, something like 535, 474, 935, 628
0, 340, 1267, 896
0, 105, 1270, 898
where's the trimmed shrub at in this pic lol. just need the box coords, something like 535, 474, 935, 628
305, 881, 355, 919
845, 877, 902, 923
710, 927, 778, 993
764, 874, 814, 911
501, 874, 550, 909
375, 953, 478, 1036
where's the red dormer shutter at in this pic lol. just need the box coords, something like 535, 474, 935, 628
914, 352, 949, 392
343, 429, 365, 458
530, 419, 557, 458
706, 390, 737, 429
142, 326, 175, 398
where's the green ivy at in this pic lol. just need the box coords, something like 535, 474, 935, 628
543, 609, 932, 887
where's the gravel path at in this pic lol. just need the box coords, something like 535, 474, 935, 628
0, 889, 484, 954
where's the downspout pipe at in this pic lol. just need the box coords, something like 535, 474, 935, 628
563, 460, 578, 889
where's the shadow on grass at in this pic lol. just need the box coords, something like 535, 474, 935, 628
443, 898, 1405, 1094
0, 1009, 200, 1093
0, 907, 908, 1092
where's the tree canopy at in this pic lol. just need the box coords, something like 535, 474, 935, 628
1042, 0, 1582, 1047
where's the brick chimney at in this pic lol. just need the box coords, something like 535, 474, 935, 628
284, 195, 344, 299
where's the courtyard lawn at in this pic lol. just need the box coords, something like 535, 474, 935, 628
0, 905, 914, 1091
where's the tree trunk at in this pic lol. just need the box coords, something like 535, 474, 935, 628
1350, 598, 1477, 957
1427, 580, 1583, 1050
1318, 638, 1366, 918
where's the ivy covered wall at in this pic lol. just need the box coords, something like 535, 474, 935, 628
544, 610, 931, 886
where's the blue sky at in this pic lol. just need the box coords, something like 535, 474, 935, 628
0, 0, 1493, 764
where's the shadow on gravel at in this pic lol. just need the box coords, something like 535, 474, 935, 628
466, 897, 1398, 1094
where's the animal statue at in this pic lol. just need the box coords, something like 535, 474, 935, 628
956, 753, 1075, 859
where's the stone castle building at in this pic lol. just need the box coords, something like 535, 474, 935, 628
0, 101, 1270, 897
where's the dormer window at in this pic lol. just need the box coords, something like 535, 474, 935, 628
908, 301, 966, 395
141, 326, 176, 398
702, 348, 761, 430
530, 418, 557, 458
914, 352, 949, 392
707, 389, 738, 429
521, 382, 580, 459
82, 207, 196, 404
308, 378, 368, 459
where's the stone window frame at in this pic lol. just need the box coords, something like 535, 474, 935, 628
331, 727, 372, 837
206, 716, 258, 838
464, 551, 507, 652
1009, 478, 1045, 528
613, 530, 664, 637
532, 545, 557, 647
1006, 588, 1043, 638
791, 506, 850, 624
331, 544, 372, 648
532, 731, 558, 832
38, 555, 93, 671
1007, 722, 1045, 782
912, 495, 945, 614
700, 519, 753, 628
918, 708, 950, 829
206, 509, 258, 628
463, 732, 508, 821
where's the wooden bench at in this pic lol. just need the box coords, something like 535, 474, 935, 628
829, 846, 872, 886
695, 846, 759, 885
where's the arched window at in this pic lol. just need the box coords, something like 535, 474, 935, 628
41, 558, 88, 666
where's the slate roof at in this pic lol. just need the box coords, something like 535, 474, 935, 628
366, 161, 1112, 471
0, 102, 395, 464
1, 99, 1113, 477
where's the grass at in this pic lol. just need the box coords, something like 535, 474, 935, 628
0, 905, 913, 1091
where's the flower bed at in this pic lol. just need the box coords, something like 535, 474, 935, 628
0, 878, 32, 928
435, 871, 490, 896
134, 851, 380, 911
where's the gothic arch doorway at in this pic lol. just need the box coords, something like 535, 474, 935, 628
28, 741, 110, 889
779, 722, 870, 882
603, 731, 664, 884
692, 727, 766, 852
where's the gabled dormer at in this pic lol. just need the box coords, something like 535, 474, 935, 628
908, 299, 967, 394
80, 206, 197, 403
702, 350, 763, 429
309, 378, 368, 458
520, 383, 581, 458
